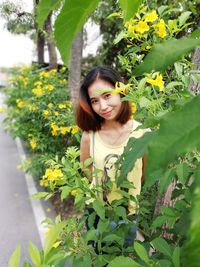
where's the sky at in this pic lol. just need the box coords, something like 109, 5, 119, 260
0, 0, 101, 68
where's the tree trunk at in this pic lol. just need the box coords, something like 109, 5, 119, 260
68, 30, 83, 108
34, 0, 45, 65
37, 30, 45, 64
44, 12, 57, 69
189, 47, 200, 95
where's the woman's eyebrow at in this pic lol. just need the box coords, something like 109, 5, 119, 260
93, 87, 113, 96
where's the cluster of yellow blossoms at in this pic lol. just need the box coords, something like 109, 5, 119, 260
40, 167, 64, 187
51, 123, 79, 136
113, 82, 132, 95
18, 75, 29, 86
32, 81, 55, 97
125, 10, 167, 39
146, 73, 164, 91
16, 99, 38, 111
42, 101, 72, 118
29, 138, 37, 149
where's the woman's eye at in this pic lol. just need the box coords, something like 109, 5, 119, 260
104, 93, 111, 99
91, 99, 98, 104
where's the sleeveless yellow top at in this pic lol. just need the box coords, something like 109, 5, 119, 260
89, 120, 148, 214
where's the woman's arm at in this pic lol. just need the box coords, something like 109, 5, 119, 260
80, 131, 92, 180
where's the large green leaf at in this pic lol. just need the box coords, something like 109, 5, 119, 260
107, 256, 139, 267
134, 37, 200, 76
44, 220, 67, 258
119, 0, 142, 21
8, 244, 21, 267
134, 242, 149, 263
28, 242, 41, 267
146, 95, 200, 180
36, 0, 62, 29
54, 0, 100, 64
182, 164, 200, 267
151, 237, 172, 258
117, 131, 155, 185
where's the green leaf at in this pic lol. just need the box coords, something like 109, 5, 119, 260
54, 0, 100, 64
107, 256, 139, 267
28, 242, 41, 267
93, 199, 105, 220
119, 0, 142, 21
103, 234, 122, 243
178, 11, 192, 27
23, 261, 32, 267
176, 163, 189, 185
151, 215, 168, 229
118, 132, 154, 184
115, 206, 127, 219
182, 164, 200, 267
44, 221, 67, 258
60, 186, 71, 200
146, 95, 200, 180
151, 237, 172, 258
191, 29, 200, 38
8, 244, 21, 267
32, 192, 50, 199
172, 246, 180, 267
134, 37, 200, 76
134, 242, 149, 263
36, 0, 62, 29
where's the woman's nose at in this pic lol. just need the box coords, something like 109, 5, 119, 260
99, 99, 108, 110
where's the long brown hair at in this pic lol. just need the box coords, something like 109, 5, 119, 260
76, 66, 132, 131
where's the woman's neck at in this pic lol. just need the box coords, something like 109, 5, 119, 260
101, 119, 122, 130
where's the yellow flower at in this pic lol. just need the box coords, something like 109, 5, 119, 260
61, 66, 66, 72
52, 241, 61, 248
30, 139, 37, 149
71, 126, 79, 135
146, 73, 164, 91
50, 69, 57, 75
0, 107, 5, 113
16, 99, 25, 108
131, 103, 137, 113
66, 101, 72, 108
21, 65, 31, 72
59, 79, 67, 85
27, 104, 38, 111
43, 110, 49, 117
18, 75, 29, 85
39, 71, 50, 79
43, 168, 63, 182
48, 103, 54, 109
44, 84, 54, 91
34, 81, 42, 87
128, 24, 135, 33
60, 126, 71, 135
112, 82, 131, 95
54, 111, 59, 116
58, 103, 66, 109
153, 19, 167, 38
135, 21, 150, 34
71, 189, 78, 196
144, 10, 158, 22
51, 123, 59, 136
40, 179, 49, 187
32, 87, 43, 97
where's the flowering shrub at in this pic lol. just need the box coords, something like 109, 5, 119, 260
5, 65, 80, 177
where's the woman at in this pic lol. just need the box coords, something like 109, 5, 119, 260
76, 66, 147, 251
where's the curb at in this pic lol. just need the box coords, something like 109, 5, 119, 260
15, 136, 48, 247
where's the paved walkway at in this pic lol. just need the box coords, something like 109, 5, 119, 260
0, 91, 55, 266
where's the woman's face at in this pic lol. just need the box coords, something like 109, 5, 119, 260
88, 79, 122, 121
